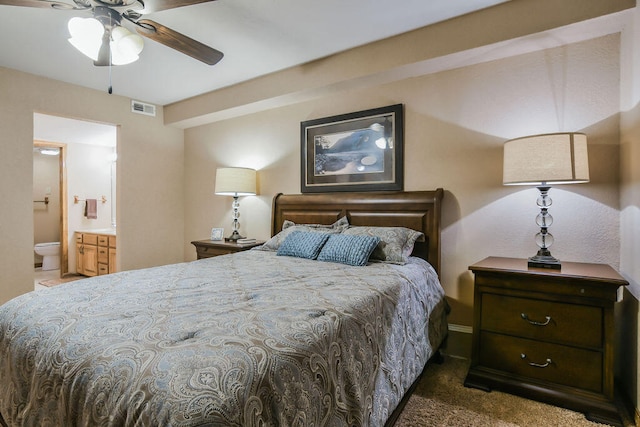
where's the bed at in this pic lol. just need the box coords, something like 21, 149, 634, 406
0, 189, 448, 427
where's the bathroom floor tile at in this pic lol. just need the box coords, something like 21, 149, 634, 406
34, 268, 60, 291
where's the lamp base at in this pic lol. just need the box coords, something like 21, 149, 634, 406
225, 230, 245, 242
528, 253, 561, 270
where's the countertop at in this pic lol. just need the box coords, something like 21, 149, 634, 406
75, 228, 117, 236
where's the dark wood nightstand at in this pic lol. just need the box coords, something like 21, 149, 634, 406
464, 256, 628, 426
191, 239, 265, 259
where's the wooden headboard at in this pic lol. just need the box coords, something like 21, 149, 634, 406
272, 189, 444, 276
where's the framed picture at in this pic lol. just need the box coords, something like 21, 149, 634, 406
300, 104, 403, 193
210, 227, 224, 241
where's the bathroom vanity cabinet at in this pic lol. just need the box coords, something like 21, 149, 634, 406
76, 232, 116, 276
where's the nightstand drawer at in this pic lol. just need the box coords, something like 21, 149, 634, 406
481, 293, 602, 348
196, 247, 233, 258
191, 240, 265, 259
479, 332, 602, 393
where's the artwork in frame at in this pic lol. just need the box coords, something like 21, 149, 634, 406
300, 104, 404, 193
210, 227, 224, 241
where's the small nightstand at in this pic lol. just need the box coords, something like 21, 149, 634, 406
464, 256, 628, 426
191, 239, 265, 259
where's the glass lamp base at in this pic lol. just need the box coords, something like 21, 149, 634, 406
528, 253, 561, 270
529, 186, 561, 270
225, 230, 245, 242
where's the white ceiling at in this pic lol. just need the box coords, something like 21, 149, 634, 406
0, 0, 509, 106
33, 112, 117, 146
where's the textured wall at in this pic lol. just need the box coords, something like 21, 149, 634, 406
619, 4, 640, 421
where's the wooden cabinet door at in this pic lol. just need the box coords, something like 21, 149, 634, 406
82, 245, 98, 277
76, 243, 83, 274
108, 248, 116, 274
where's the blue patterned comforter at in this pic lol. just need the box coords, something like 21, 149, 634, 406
0, 250, 448, 426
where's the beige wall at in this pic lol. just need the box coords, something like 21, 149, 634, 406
0, 66, 185, 304
620, 3, 640, 422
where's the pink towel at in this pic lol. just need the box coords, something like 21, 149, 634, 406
85, 199, 97, 219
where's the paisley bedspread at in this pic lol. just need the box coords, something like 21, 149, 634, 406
0, 250, 448, 426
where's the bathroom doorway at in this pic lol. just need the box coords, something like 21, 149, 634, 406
33, 141, 67, 279
33, 113, 117, 283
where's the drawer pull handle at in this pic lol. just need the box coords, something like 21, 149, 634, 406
520, 353, 553, 368
520, 313, 551, 326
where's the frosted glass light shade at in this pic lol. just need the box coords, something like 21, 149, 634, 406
503, 133, 589, 185
111, 26, 144, 65
68, 17, 143, 65
68, 17, 104, 61
215, 167, 257, 196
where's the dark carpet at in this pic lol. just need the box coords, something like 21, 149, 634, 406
395, 356, 634, 427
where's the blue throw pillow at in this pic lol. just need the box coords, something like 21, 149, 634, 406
317, 234, 380, 266
276, 231, 330, 259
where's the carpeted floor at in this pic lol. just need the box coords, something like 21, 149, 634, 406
395, 355, 634, 427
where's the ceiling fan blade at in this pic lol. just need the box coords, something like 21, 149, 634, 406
0, 0, 73, 8
137, 0, 216, 14
136, 19, 223, 66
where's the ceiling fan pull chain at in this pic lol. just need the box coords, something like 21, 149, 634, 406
108, 15, 113, 95
108, 63, 113, 94
108, 39, 114, 94
108, 13, 113, 95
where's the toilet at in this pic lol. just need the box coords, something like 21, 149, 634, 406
34, 242, 60, 271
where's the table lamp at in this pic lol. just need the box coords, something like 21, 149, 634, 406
503, 133, 589, 269
214, 167, 257, 241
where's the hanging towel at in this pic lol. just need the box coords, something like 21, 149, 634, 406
85, 199, 98, 219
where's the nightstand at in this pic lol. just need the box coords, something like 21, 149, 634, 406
464, 256, 628, 426
191, 239, 265, 259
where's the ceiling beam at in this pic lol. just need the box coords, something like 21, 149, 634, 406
164, 0, 635, 128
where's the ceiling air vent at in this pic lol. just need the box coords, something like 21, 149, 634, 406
131, 100, 156, 117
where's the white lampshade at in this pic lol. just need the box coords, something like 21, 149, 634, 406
215, 167, 257, 196
503, 133, 589, 186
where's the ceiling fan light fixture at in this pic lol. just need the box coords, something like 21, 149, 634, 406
68, 16, 104, 61
111, 47, 138, 65
111, 25, 144, 65
120, 33, 144, 56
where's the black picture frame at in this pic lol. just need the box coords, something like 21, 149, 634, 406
300, 104, 404, 193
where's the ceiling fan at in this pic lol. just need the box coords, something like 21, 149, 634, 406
0, 0, 223, 66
